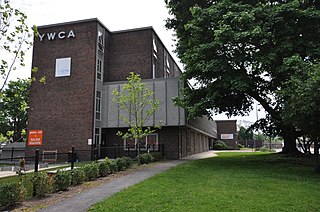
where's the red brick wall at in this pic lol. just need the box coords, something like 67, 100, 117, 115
106, 29, 153, 81
27, 20, 98, 160
216, 120, 237, 147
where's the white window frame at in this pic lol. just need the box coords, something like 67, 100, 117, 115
55, 57, 71, 77
124, 134, 158, 150
95, 90, 101, 120
95, 128, 100, 146
98, 30, 104, 52
164, 51, 170, 78
97, 59, 102, 80
124, 138, 137, 150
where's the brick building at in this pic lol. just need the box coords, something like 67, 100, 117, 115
215, 120, 237, 147
27, 18, 219, 160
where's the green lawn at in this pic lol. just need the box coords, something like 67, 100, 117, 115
90, 152, 320, 212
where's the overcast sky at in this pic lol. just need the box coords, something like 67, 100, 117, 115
8, 0, 265, 125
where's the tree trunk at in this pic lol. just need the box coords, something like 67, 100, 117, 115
281, 130, 300, 154
136, 138, 140, 164
314, 141, 320, 173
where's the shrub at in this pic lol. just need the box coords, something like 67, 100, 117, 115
98, 161, 109, 177
150, 152, 163, 162
115, 157, 127, 171
213, 140, 230, 150
104, 157, 112, 165
72, 168, 86, 185
108, 160, 118, 173
258, 147, 276, 152
139, 153, 154, 165
121, 156, 133, 168
0, 182, 23, 208
83, 163, 100, 181
54, 169, 71, 191
104, 157, 117, 173
32, 172, 52, 197
237, 143, 244, 149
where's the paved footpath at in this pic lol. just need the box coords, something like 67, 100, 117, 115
39, 151, 217, 212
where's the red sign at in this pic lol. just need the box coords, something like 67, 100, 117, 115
28, 130, 43, 146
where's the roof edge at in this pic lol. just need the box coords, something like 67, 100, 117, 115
37, 18, 111, 32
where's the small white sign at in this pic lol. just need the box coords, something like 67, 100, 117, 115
221, 134, 234, 140
88, 139, 92, 145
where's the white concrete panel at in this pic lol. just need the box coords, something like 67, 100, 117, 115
154, 80, 166, 125
166, 80, 179, 125
106, 84, 120, 127
144, 81, 155, 126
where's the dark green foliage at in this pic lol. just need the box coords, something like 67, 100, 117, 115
238, 126, 253, 140
83, 163, 99, 181
0, 182, 22, 208
213, 140, 230, 150
165, 0, 320, 153
98, 162, 109, 177
0, 79, 30, 142
104, 158, 117, 173
150, 152, 163, 162
139, 153, 154, 164
54, 169, 71, 191
121, 157, 133, 168
115, 158, 127, 171
31, 172, 52, 197
72, 168, 86, 185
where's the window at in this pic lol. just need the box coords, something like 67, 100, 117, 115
124, 138, 136, 150
152, 33, 158, 79
152, 55, 157, 79
153, 33, 157, 53
124, 134, 158, 150
97, 59, 102, 80
96, 90, 101, 120
164, 51, 170, 78
146, 134, 158, 150
98, 30, 104, 52
55, 57, 71, 77
95, 128, 100, 146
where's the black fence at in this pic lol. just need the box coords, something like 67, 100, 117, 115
0, 144, 164, 165
0, 144, 164, 197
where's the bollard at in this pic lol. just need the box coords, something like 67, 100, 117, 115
71, 146, 75, 170
11, 147, 14, 161
33, 149, 39, 197
127, 145, 130, 157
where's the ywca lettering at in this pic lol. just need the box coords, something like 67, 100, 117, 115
39, 30, 76, 41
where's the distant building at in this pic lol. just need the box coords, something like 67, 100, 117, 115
27, 18, 218, 160
215, 120, 237, 147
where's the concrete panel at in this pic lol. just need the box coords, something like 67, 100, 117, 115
166, 80, 179, 125
144, 81, 155, 126
103, 78, 193, 130
105, 84, 120, 127
154, 80, 166, 125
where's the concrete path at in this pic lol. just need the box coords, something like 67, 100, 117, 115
39, 151, 217, 212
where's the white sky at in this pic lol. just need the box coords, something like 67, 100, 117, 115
7, 0, 265, 124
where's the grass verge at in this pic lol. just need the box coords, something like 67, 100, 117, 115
90, 152, 320, 212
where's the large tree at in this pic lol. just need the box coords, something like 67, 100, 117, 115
165, 0, 320, 153
281, 63, 320, 171
0, 0, 36, 92
0, 78, 30, 142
